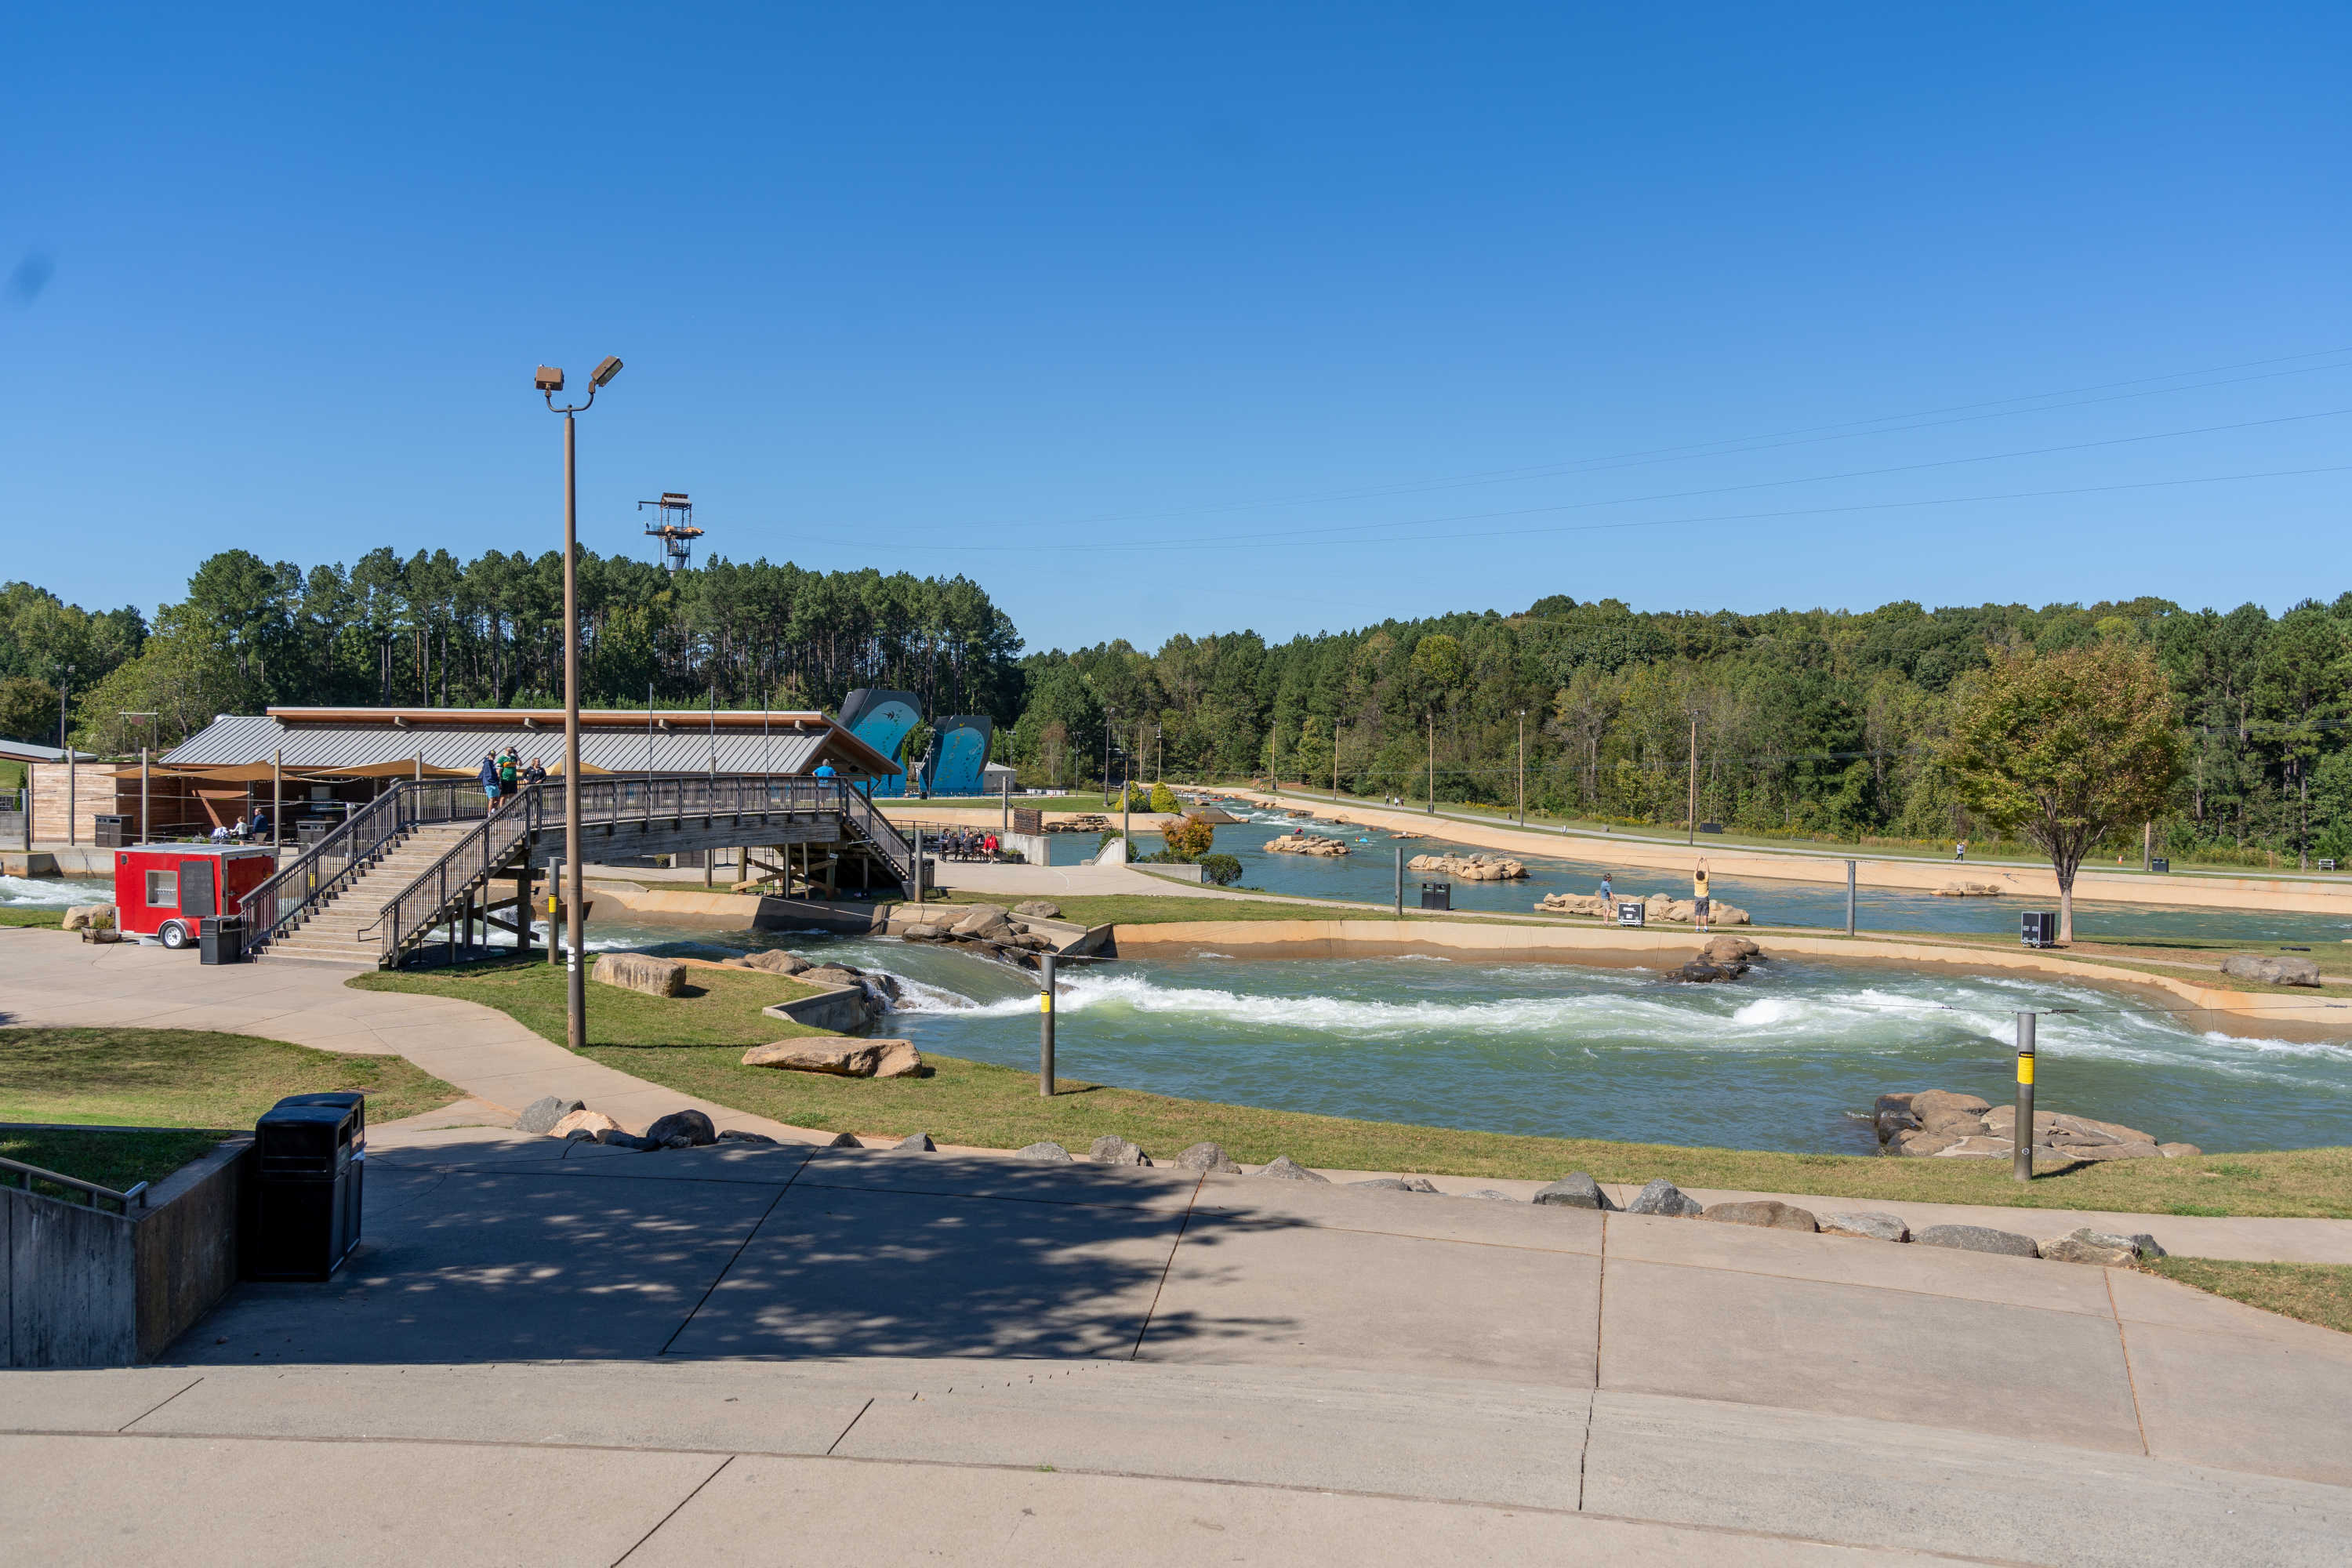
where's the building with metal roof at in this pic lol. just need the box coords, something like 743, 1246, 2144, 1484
164, 707, 899, 780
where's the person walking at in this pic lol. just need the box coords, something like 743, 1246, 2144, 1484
1955, 838, 1968, 862
478, 753, 501, 804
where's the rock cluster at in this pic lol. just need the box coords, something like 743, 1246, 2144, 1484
62, 902, 117, 932
1406, 852, 1526, 881
511, 1094, 786, 1152
1875, 1090, 2201, 1161
2220, 953, 2322, 988
1664, 935, 1764, 984
901, 903, 1063, 967
1933, 881, 2005, 897
1534, 890, 1751, 925
1046, 815, 1113, 833
724, 949, 811, 976
1265, 833, 1349, 857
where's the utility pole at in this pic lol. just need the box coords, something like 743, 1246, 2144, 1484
1684, 719, 1703, 851
1426, 713, 1436, 815
59, 666, 74, 848
1516, 710, 1526, 827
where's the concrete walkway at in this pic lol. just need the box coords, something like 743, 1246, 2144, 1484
6, 1129, 2348, 1564
0, 930, 814, 1143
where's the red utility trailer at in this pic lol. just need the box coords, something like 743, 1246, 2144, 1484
112, 845, 278, 949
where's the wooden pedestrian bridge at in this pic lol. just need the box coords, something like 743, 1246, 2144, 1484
239, 777, 920, 967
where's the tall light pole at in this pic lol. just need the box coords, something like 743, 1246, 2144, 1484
1516, 710, 1525, 827
537, 356, 623, 1054
118, 712, 157, 842
1102, 705, 1117, 808
58, 666, 74, 848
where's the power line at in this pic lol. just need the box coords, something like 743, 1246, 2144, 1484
797, 454, 2352, 557
866, 343, 2352, 535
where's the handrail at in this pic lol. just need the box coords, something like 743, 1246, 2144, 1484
239, 779, 493, 956
360, 775, 914, 966
0, 1154, 148, 1214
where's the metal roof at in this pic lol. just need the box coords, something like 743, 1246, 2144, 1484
165, 710, 898, 778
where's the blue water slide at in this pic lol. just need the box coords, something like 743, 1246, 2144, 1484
922, 715, 995, 797
837, 688, 922, 797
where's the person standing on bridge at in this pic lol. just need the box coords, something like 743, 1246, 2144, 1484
478, 753, 501, 804
813, 760, 837, 782
524, 757, 546, 787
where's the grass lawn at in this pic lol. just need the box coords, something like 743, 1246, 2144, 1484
2146, 1257, 2352, 1336
340, 966, 2349, 1218
2, 1127, 227, 1196
0, 907, 66, 928
352, 955, 836, 1047
0, 1026, 459, 1129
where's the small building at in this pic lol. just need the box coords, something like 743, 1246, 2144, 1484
28, 707, 897, 844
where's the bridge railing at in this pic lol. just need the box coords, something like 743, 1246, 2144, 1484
358, 775, 914, 965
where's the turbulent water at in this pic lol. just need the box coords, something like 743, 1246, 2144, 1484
637, 928, 2352, 1154
1, 875, 111, 907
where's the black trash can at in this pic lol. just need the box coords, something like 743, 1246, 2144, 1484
273, 1091, 365, 1254
93, 814, 131, 848
244, 1098, 361, 1281
2150, 856, 2170, 874
198, 914, 246, 965
1419, 880, 1451, 910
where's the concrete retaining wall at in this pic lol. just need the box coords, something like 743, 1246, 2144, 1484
766, 987, 873, 1033
4, 1137, 249, 1368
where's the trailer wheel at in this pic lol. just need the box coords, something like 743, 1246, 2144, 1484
158, 920, 191, 949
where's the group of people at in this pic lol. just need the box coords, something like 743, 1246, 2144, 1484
478, 748, 548, 804
207, 808, 274, 844
934, 826, 1001, 862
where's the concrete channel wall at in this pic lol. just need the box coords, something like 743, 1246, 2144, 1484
4, 1138, 249, 1368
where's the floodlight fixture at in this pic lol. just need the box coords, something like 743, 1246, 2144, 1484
591, 355, 623, 388
535, 365, 565, 393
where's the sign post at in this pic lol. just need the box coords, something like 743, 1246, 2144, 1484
2012, 1011, 2037, 1183
1038, 952, 1057, 1098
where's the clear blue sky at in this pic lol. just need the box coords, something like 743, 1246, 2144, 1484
5, 3, 2347, 652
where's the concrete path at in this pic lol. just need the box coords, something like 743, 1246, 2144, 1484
0, 929, 810, 1142
6, 1128, 2347, 1564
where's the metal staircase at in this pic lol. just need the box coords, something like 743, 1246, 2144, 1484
241, 776, 918, 969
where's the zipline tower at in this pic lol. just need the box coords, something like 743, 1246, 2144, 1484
637, 492, 705, 572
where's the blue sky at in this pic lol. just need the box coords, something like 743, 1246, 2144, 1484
4, 3, 2348, 652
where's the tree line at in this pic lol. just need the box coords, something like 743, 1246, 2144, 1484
4, 551, 2347, 866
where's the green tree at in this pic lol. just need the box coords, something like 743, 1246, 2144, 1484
0, 675, 60, 747
1944, 643, 2183, 942
1160, 815, 1214, 858
1149, 780, 1178, 814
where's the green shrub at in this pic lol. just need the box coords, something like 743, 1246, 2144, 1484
1198, 853, 1243, 886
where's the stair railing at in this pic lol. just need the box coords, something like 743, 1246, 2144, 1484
357, 775, 864, 965
239, 781, 478, 956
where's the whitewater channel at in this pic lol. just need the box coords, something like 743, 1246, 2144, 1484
622, 924, 2352, 1156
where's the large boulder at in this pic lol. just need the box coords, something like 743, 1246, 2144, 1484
1820, 1211, 1910, 1243
873, 1040, 923, 1079
644, 1109, 717, 1147
951, 904, 1013, 938
1625, 1178, 1703, 1217
893, 1132, 937, 1152
1089, 1134, 1152, 1167
1406, 852, 1526, 881
1933, 881, 2005, 897
61, 902, 116, 932
1018, 1141, 1075, 1163
594, 952, 687, 997
729, 949, 811, 976
1258, 1155, 1330, 1182
1012, 899, 1062, 919
1663, 958, 1747, 983
800, 964, 865, 990
1701, 1200, 1817, 1232
1532, 1172, 1617, 1210
2220, 953, 2322, 988
1704, 935, 1762, 964
1176, 1141, 1242, 1174
1913, 1223, 2039, 1258
2040, 1228, 2163, 1266
1909, 1090, 1992, 1138
742, 1040, 885, 1076
551, 1108, 622, 1140
516, 1095, 585, 1135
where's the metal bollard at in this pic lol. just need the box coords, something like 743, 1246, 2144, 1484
1846, 859, 1857, 937
1394, 845, 1403, 919
1039, 952, 1057, 1098
2012, 1011, 2036, 1182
